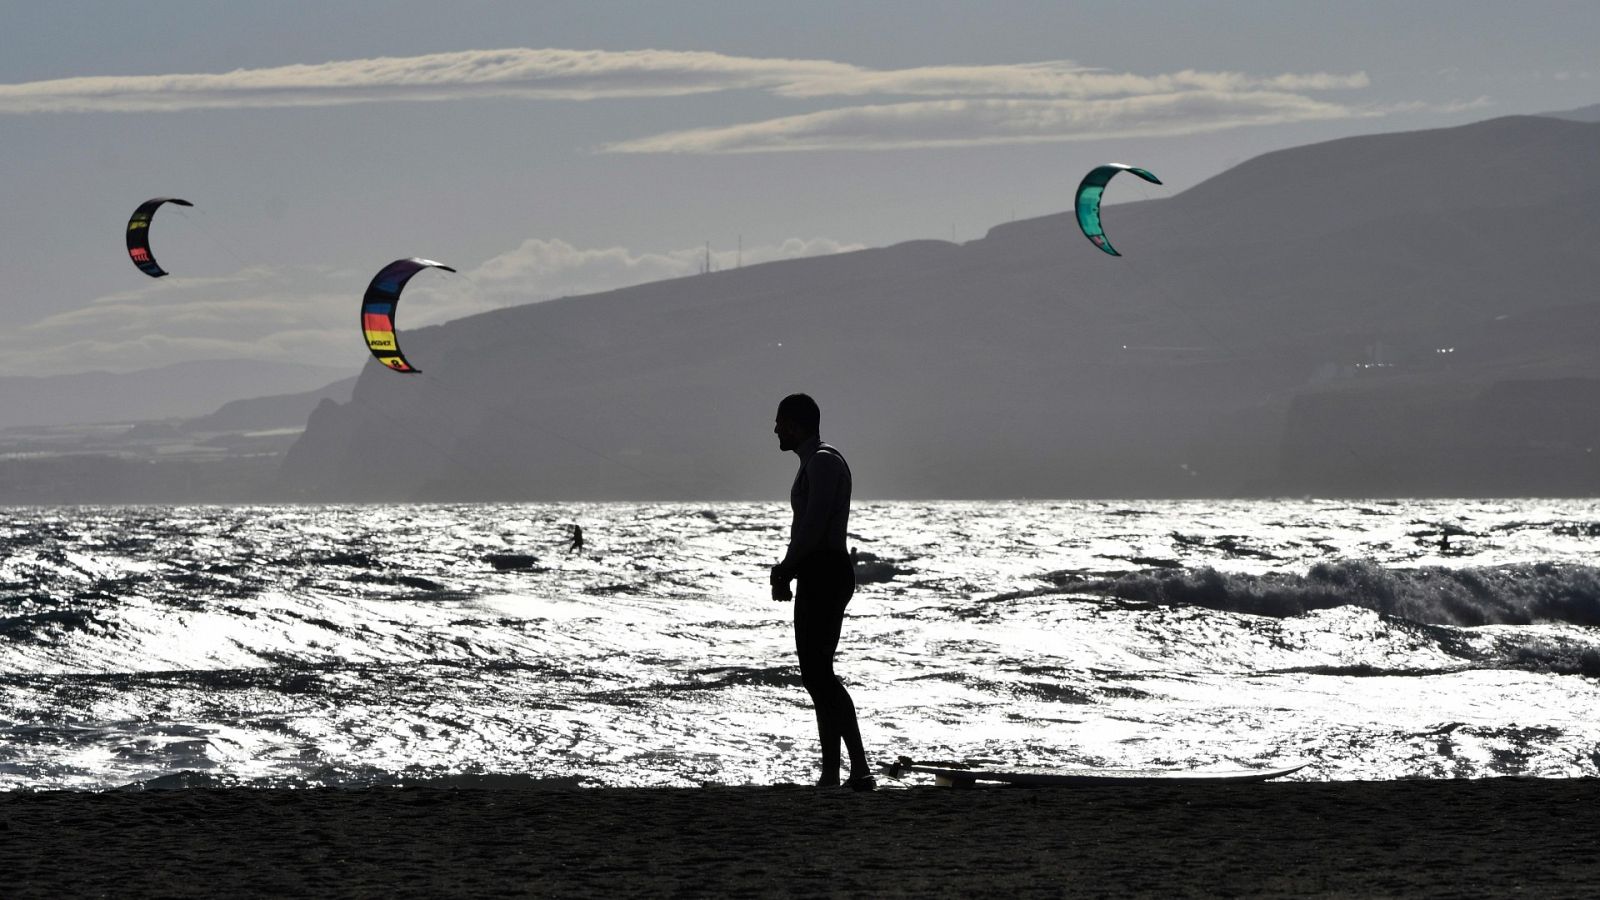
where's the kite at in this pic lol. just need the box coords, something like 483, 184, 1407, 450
1075, 165, 1162, 257
126, 197, 193, 278
361, 258, 456, 374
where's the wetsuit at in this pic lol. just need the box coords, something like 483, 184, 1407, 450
778, 435, 867, 783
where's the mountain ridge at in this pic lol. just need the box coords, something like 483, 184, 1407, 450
258, 113, 1599, 499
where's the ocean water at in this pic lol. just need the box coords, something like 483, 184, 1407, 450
1, 500, 1598, 791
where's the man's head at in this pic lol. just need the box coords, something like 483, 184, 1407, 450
774, 393, 820, 452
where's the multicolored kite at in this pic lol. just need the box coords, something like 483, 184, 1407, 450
361, 258, 456, 374
1075, 164, 1162, 257
126, 197, 193, 277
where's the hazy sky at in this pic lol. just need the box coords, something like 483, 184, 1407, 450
3, 0, 1595, 376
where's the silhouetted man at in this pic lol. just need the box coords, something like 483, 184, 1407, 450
568, 524, 584, 555
770, 393, 872, 790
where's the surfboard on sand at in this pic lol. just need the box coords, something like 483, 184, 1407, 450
882, 756, 1310, 787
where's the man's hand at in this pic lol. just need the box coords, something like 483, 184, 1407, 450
770, 564, 793, 602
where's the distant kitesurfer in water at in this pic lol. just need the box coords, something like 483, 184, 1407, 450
569, 524, 584, 555
769, 393, 873, 791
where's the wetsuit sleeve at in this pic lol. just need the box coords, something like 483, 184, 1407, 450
778, 450, 843, 573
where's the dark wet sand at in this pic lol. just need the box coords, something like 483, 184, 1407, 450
2, 779, 1596, 898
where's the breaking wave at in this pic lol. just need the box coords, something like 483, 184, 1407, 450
1054, 559, 1600, 627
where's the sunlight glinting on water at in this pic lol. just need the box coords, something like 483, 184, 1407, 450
1, 499, 1598, 790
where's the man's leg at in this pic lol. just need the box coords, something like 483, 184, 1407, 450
794, 587, 845, 783
795, 557, 867, 785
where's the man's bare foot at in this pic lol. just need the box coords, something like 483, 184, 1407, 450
843, 774, 876, 792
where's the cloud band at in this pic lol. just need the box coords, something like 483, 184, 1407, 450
0, 46, 1368, 117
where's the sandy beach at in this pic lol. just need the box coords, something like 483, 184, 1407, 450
2, 778, 1595, 898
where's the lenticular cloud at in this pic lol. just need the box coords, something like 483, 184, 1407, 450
0, 46, 1369, 121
